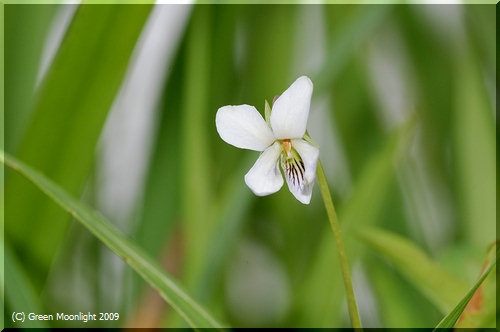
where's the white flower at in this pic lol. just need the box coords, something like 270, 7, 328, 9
216, 76, 319, 204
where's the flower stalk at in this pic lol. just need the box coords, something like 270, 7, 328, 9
316, 159, 362, 329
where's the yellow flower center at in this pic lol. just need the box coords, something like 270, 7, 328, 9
282, 139, 292, 154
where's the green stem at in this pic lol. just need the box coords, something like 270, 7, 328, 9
316, 159, 362, 328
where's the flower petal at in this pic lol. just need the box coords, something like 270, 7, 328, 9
244, 142, 284, 196
291, 138, 319, 185
270, 76, 313, 139
285, 176, 314, 204
216, 104, 275, 151
282, 139, 319, 204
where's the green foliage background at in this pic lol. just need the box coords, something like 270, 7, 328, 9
3, 3, 496, 328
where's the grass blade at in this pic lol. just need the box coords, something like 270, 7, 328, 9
5, 4, 57, 152
454, 51, 495, 248
180, 5, 214, 287
1, 151, 224, 329
356, 226, 468, 314
434, 250, 497, 329
4, 243, 48, 328
5, 4, 152, 283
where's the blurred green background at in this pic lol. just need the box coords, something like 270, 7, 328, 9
3, 3, 496, 328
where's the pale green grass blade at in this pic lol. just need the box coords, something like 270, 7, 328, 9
356, 226, 468, 314
4, 243, 48, 328
454, 52, 495, 248
1, 151, 224, 329
181, 5, 214, 287
434, 251, 497, 329
5, 4, 153, 284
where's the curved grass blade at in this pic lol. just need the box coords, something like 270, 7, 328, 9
356, 226, 468, 314
6, 4, 153, 284
434, 250, 497, 329
1, 151, 224, 329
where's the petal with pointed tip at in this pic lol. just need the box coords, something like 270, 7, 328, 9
271, 76, 313, 140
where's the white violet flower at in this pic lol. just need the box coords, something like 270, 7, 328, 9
215, 76, 319, 204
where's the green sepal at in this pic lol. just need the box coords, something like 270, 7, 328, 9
265, 99, 272, 126
303, 131, 319, 148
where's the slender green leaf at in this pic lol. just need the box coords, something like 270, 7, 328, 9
129, 38, 186, 304
4, 242, 48, 328
454, 248, 496, 329
5, 4, 153, 284
181, 5, 214, 287
4, 4, 57, 152
434, 251, 497, 329
356, 226, 468, 314
454, 50, 495, 248
1, 151, 224, 329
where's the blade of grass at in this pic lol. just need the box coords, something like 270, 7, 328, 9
434, 249, 497, 329
454, 245, 496, 328
355, 226, 468, 314
5, 4, 153, 285
4, 242, 48, 328
127, 34, 187, 321
181, 5, 214, 288
454, 50, 495, 249
130, 39, 185, 297
4, 4, 57, 153
1, 151, 224, 329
